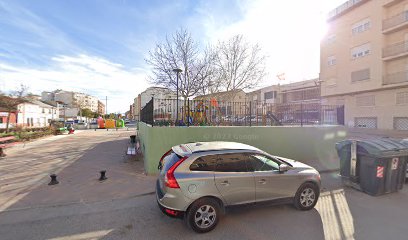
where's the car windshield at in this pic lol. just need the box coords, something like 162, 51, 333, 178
161, 151, 182, 173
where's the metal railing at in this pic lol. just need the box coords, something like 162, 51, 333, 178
383, 10, 408, 31
142, 98, 344, 127
328, 0, 363, 20
382, 40, 408, 59
140, 98, 153, 125
383, 70, 408, 85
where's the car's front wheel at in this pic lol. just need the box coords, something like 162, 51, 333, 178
294, 182, 319, 211
185, 198, 221, 233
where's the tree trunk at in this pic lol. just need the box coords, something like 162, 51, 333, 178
5, 111, 11, 133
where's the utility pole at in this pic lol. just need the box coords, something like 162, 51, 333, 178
105, 96, 108, 116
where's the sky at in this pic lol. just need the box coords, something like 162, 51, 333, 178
0, 0, 345, 113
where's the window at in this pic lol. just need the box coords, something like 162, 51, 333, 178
264, 91, 277, 100
215, 153, 248, 172
327, 34, 336, 44
160, 151, 181, 173
190, 156, 216, 171
328, 56, 336, 66
355, 117, 377, 129
352, 18, 370, 35
351, 68, 370, 82
396, 92, 408, 105
0, 118, 3, 123
247, 154, 279, 171
356, 95, 375, 106
351, 43, 370, 59
394, 117, 408, 130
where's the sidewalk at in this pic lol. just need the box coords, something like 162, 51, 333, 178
4, 131, 83, 155
1, 130, 156, 211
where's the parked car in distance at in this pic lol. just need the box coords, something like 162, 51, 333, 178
156, 141, 321, 233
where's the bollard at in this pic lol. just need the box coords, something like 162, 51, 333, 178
99, 170, 107, 181
48, 174, 59, 185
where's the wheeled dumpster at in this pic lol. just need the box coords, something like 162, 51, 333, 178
105, 119, 116, 129
336, 138, 408, 196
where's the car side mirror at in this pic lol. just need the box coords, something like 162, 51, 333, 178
279, 164, 290, 173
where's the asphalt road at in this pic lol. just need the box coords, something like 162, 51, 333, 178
0, 130, 407, 240
0, 179, 407, 240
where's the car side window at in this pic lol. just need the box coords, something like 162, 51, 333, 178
189, 155, 216, 171
215, 153, 248, 172
248, 154, 279, 171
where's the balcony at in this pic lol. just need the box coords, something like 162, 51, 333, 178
382, 40, 408, 60
383, 71, 408, 85
383, 0, 404, 7
382, 10, 408, 33
327, 0, 366, 21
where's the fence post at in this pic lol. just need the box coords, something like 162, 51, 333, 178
300, 102, 303, 127
249, 101, 252, 127
151, 97, 154, 127
187, 99, 190, 127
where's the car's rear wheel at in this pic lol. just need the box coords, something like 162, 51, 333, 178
294, 182, 319, 211
186, 198, 220, 233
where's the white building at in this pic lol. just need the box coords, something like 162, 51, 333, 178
42, 90, 99, 113
17, 100, 59, 127
140, 87, 177, 109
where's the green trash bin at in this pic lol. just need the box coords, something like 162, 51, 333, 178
336, 138, 408, 196
116, 119, 125, 128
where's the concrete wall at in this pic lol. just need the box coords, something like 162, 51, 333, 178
138, 122, 347, 175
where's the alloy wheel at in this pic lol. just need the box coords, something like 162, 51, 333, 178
194, 205, 216, 229
300, 188, 316, 207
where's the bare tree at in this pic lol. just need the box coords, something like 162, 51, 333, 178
213, 35, 267, 98
72, 93, 87, 121
145, 29, 213, 99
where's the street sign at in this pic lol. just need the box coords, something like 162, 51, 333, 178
391, 158, 399, 170
376, 166, 384, 178
350, 141, 357, 176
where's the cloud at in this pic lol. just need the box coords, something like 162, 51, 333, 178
0, 1, 77, 53
0, 54, 150, 113
198, 0, 342, 86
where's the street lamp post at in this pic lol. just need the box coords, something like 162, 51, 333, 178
173, 68, 182, 125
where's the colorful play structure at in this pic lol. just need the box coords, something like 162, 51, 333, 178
180, 98, 221, 126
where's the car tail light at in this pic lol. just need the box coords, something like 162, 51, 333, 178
165, 156, 187, 188
165, 208, 179, 216
158, 149, 172, 170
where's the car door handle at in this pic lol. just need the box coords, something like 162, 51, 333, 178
219, 181, 230, 186
258, 179, 266, 184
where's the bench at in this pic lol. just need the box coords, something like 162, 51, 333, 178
0, 136, 17, 157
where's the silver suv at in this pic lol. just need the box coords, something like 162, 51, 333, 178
156, 142, 321, 233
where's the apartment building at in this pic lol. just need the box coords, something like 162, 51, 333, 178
133, 96, 140, 121
139, 87, 177, 109
97, 100, 105, 115
42, 90, 100, 113
320, 0, 408, 130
